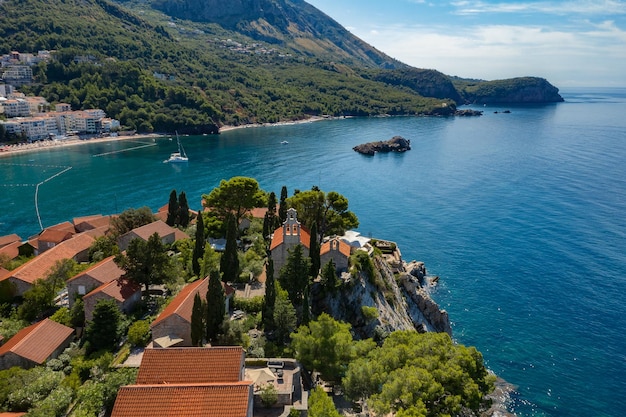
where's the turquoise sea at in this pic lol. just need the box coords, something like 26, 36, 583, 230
1, 88, 625, 416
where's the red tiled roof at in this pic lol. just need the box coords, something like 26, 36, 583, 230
248, 207, 268, 219
154, 211, 168, 222
320, 238, 352, 258
128, 220, 177, 241
67, 256, 124, 285
269, 225, 311, 251
39, 228, 73, 244
136, 347, 245, 384
1, 233, 94, 285
151, 278, 207, 326
111, 382, 252, 417
0, 412, 27, 417
0, 241, 21, 260
73, 215, 111, 232
152, 279, 234, 327
0, 319, 73, 365
46, 221, 76, 234
84, 278, 141, 302
269, 229, 284, 251
0, 234, 21, 248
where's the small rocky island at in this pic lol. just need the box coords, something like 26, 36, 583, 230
353, 135, 411, 155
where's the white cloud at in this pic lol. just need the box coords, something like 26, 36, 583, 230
352, 20, 626, 86
451, 0, 626, 16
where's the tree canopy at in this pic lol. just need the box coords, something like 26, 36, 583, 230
202, 177, 266, 227
114, 233, 173, 295
343, 331, 496, 417
287, 188, 358, 237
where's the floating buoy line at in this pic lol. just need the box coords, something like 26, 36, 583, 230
1, 162, 72, 230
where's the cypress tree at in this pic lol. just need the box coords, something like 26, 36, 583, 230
178, 191, 190, 227
263, 255, 276, 331
192, 212, 205, 276
206, 269, 225, 344
309, 221, 320, 279
166, 189, 178, 226
301, 287, 311, 326
278, 186, 288, 223
220, 214, 239, 283
191, 292, 204, 346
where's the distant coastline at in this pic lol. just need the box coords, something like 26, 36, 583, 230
0, 116, 332, 158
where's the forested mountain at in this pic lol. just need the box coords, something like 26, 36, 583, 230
0, 0, 562, 133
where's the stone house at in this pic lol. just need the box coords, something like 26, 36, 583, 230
66, 256, 124, 307
269, 208, 310, 278
150, 278, 234, 348
112, 347, 253, 417
82, 278, 142, 322
320, 236, 352, 273
0, 319, 74, 370
0, 233, 94, 296
117, 220, 189, 251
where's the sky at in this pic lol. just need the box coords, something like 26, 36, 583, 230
305, 0, 626, 87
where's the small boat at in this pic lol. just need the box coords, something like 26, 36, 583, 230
164, 131, 188, 163
281, 140, 289, 145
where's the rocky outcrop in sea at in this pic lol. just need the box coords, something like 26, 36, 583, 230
353, 135, 411, 155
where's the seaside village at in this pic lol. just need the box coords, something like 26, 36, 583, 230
0, 50, 122, 148
0, 196, 388, 416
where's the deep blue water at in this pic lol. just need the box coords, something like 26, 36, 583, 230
1, 88, 625, 416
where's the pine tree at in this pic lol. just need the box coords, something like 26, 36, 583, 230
278, 186, 288, 223
206, 269, 225, 344
178, 191, 190, 227
262, 255, 276, 331
192, 212, 205, 276
220, 214, 239, 283
166, 189, 178, 226
191, 292, 204, 346
309, 222, 320, 279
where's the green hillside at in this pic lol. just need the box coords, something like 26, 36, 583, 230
0, 0, 562, 134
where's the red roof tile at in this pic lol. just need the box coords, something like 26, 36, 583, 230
0, 241, 21, 260
1, 233, 94, 285
38, 228, 73, 244
269, 225, 311, 251
84, 278, 141, 302
151, 279, 234, 327
111, 382, 252, 417
46, 221, 76, 234
68, 256, 124, 285
320, 238, 352, 258
136, 347, 244, 384
152, 278, 207, 327
0, 319, 73, 365
127, 220, 179, 241
0, 234, 21, 248
73, 215, 111, 232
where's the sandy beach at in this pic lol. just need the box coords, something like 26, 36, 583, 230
0, 116, 331, 158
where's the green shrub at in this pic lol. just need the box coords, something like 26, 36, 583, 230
361, 306, 379, 321
233, 295, 264, 313
127, 319, 151, 347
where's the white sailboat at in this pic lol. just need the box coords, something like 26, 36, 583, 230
164, 131, 188, 163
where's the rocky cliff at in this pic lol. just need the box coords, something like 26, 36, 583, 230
311, 245, 451, 340
147, 0, 404, 68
